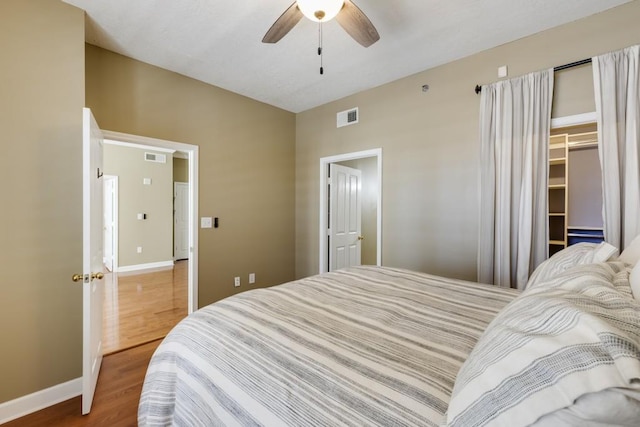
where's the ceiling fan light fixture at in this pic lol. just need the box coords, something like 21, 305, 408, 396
297, 0, 345, 22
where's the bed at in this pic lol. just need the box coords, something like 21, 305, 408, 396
139, 243, 640, 426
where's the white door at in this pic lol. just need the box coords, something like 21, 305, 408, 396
103, 176, 116, 272
174, 182, 189, 260
329, 164, 362, 271
82, 108, 104, 414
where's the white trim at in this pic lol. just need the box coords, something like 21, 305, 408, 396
104, 130, 191, 153
0, 378, 81, 424
187, 147, 199, 314
319, 148, 382, 274
104, 139, 175, 154
103, 130, 199, 314
551, 112, 597, 129
116, 260, 174, 273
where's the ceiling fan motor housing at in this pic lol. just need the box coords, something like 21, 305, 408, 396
297, 0, 345, 22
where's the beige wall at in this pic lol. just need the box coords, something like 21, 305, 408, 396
104, 144, 174, 267
0, 0, 85, 403
85, 45, 296, 306
295, 1, 640, 280
174, 158, 189, 183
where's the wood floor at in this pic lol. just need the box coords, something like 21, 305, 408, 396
6, 262, 188, 425
103, 260, 188, 354
4, 340, 161, 427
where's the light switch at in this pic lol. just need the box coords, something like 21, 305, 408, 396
143, 178, 152, 185
201, 217, 213, 228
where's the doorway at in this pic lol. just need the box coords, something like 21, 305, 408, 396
102, 130, 199, 313
319, 148, 382, 273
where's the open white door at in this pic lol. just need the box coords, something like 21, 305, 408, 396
329, 163, 362, 271
82, 107, 104, 414
103, 176, 116, 272
174, 182, 189, 260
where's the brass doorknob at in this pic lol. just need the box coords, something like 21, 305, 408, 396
358, 235, 365, 241
72, 272, 103, 282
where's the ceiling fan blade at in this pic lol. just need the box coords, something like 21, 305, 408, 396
335, 0, 380, 47
262, 2, 303, 44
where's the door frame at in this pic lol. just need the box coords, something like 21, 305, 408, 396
319, 148, 382, 274
102, 130, 200, 314
103, 175, 119, 272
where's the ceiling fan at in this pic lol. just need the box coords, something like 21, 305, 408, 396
262, 0, 380, 48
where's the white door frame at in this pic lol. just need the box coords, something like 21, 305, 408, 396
103, 175, 119, 272
319, 148, 382, 274
102, 130, 200, 314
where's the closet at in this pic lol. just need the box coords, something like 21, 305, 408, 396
548, 123, 603, 256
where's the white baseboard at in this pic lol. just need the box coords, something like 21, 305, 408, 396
0, 378, 81, 424
116, 260, 174, 273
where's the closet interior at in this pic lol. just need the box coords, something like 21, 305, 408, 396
548, 122, 603, 257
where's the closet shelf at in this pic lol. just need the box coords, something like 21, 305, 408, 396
548, 133, 569, 256
567, 233, 604, 238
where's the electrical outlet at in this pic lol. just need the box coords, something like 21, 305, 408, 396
137, 246, 143, 253
249, 273, 255, 284
234, 277, 240, 287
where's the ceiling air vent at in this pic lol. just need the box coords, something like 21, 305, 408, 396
337, 107, 358, 128
145, 152, 167, 163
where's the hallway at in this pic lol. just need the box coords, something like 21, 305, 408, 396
103, 260, 188, 354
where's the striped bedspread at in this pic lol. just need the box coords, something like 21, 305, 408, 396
138, 266, 518, 426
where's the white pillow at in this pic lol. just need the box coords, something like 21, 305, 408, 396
531, 388, 640, 426
630, 262, 640, 301
619, 234, 640, 266
526, 242, 619, 289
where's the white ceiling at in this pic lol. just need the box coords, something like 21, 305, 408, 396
61, 0, 631, 113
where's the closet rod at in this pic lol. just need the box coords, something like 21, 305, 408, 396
474, 57, 593, 94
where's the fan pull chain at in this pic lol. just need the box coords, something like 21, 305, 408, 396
318, 22, 323, 75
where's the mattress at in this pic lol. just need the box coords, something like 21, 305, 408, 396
138, 266, 519, 426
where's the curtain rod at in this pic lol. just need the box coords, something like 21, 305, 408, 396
474, 57, 593, 94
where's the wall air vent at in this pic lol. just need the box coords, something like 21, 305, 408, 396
144, 152, 166, 163
337, 107, 359, 128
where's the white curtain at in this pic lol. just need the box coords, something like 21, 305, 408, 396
478, 70, 554, 289
593, 45, 640, 250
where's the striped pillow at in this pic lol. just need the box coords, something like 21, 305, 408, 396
526, 242, 618, 289
446, 262, 640, 427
